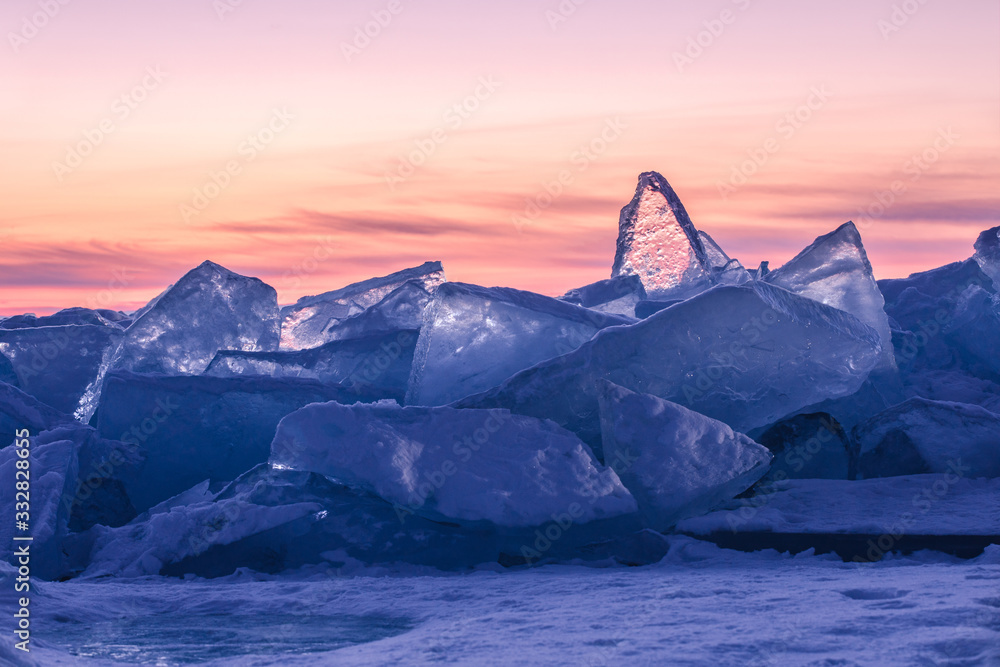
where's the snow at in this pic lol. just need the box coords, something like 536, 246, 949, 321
597, 382, 772, 530
458, 281, 882, 458
0, 324, 124, 415
204, 329, 418, 402
677, 475, 1000, 536
280, 262, 444, 350
611, 171, 714, 299
854, 398, 1000, 479
93, 371, 381, 513
765, 221, 895, 372
406, 282, 632, 406
9, 544, 999, 666
270, 400, 638, 528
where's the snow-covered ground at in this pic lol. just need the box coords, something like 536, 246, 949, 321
678, 475, 1000, 536
7, 538, 999, 666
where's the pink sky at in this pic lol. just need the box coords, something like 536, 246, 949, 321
1, 0, 998, 315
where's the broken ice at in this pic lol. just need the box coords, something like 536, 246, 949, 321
766, 221, 896, 373
597, 382, 771, 530
270, 400, 637, 528
407, 282, 632, 406
280, 262, 444, 350
458, 281, 882, 458
611, 172, 715, 300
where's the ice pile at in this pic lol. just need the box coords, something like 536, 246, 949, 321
3, 170, 999, 580
457, 280, 882, 456
93, 371, 377, 512
74, 260, 282, 421
406, 282, 633, 406
0, 324, 124, 414
110, 261, 280, 375
559, 275, 646, 317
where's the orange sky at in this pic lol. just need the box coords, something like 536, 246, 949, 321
1, 0, 998, 315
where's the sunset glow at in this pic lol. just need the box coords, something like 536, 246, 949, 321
2, 0, 998, 314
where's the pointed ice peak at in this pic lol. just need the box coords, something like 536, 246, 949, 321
117, 260, 279, 374
974, 226, 1000, 291
611, 171, 711, 298
766, 221, 894, 371
769, 222, 875, 285
611, 172, 712, 299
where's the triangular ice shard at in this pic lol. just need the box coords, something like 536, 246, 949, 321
611, 172, 713, 299
766, 222, 895, 371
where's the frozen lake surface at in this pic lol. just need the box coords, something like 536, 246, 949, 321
8, 538, 1000, 666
